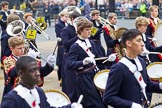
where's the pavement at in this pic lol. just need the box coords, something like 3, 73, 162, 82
0, 19, 162, 106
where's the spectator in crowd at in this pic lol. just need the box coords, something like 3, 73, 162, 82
50, 0, 60, 25
140, 1, 147, 16
43, 3, 51, 27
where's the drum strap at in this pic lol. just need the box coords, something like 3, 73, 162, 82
76, 39, 99, 71
120, 57, 150, 105
14, 85, 40, 108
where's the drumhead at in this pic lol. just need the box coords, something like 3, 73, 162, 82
45, 90, 70, 107
150, 103, 162, 108
147, 62, 162, 79
155, 22, 162, 46
93, 69, 109, 91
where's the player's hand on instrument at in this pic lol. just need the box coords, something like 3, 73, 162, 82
131, 102, 142, 108
83, 57, 94, 65
47, 54, 56, 67
107, 53, 116, 62
71, 102, 83, 108
141, 49, 149, 56
152, 37, 158, 42
27, 48, 40, 59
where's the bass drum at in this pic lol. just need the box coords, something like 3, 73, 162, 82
147, 62, 162, 82
45, 90, 70, 107
149, 103, 162, 108
93, 69, 110, 92
154, 22, 162, 46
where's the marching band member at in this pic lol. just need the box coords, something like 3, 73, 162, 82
66, 17, 116, 108
0, 1, 10, 35
23, 12, 42, 52
145, 5, 160, 38
135, 16, 162, 64
60, 10, 81, 101
1, 56, 83, 108
2, 36, 55, 96
89, 10, 105, 58
103, 12, 121, 68
103, 29, 162, 108
1, 14, 21, 64
55, 10, 69, 84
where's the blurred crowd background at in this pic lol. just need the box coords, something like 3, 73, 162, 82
0, 0, 162, 20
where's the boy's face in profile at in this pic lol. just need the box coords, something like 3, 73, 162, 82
2, 5, 8, 11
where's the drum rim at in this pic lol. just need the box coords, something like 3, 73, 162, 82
149, 102, 162, 108
45, 89, 71, 103
147, 62, 162, 79
93, 69, 110, 91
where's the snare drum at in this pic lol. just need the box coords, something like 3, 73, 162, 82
147, 62, 162, 82
93, 69, 109, 91
149, 103, 162, 108
45, 90, 70, 107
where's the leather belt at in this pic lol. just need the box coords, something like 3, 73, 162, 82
77, 65, 96, 74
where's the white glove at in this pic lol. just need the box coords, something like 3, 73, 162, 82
71, 102, 83, 108
27, 48, 40, 59
47, 54, 56, 67
131, 102, 142, 108
118, 38, 121, 42
107, 53, 116, 62
152, 38, 158, 42
83, 57, 94, 65
159, 83, 162, 90
141, 49, 149, 56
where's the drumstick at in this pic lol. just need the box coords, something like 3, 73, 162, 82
52, 37, 62, 55
77, 95, 83, 104
149, 52, 162, 55
102, 58, 109, 64
95, 57, 108, 61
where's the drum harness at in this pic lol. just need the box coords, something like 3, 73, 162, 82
120, 57, 150, 107
76, 39, 100, 73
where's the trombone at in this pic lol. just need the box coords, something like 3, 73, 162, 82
26, 17, 50, 40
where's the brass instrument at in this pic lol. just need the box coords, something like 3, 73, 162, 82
98, 16, 127, 60
62, 6, 81, 14
98, 16, 116, 39
6, 20, 25, 36
26, 17, 50, 40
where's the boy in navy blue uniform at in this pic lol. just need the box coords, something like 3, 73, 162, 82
89, 10, 105, 57
55, 10, 69, 84
60, 10, 81, 101
103, 29, 162, 108
135, 16, 162, 64
1, 56, 83, 108
66, 17, 116, 108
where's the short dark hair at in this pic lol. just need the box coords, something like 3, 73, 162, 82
0, 1, 9, 8
69, 10, 81, 20
15, 56, 36, 74
121, 29, 142, 47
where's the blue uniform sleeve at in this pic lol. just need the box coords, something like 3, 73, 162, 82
66, 44, 84, 70
55, 24, 63, 37
103, 64, 132, 108
40, 63, 54, 77
61, 28, 78, 51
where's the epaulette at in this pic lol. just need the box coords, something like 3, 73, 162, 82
3, 56, 16, 74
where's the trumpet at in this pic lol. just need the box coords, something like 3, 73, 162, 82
26, 17, 50, 40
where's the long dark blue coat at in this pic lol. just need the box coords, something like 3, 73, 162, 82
55, 18, 66, 80
66, 39, 106, 108
103, 57, 162, 108
1, 86, 71, 108
0, 11, 10, 34
60, 24, 78, 97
